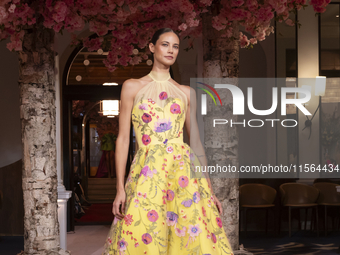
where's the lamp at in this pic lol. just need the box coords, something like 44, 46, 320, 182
301, 76, 327, 139
315, 76, 326, 96
100, 100, 120, 117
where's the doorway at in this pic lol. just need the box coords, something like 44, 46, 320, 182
62, 43, 157, 231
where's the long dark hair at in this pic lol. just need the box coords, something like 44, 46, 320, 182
150, 28, 180, 61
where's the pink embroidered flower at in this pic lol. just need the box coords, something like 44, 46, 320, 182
176, 154, 182, 160
142, 233, 152, 244
143, 192, 147, 199
147, 210, 159, 222
216, 217, 223, 228
188, 224, 202, 237
166, 189, 174, 201
166, 146, 174, 153
142, 134, 151, 145
178, 175, 189, 188
142, 112, 152, 123
159, 91, 168, 100
124, 214, 133, 226
139, 103, 148, 110
170, 103, 181, 114
175, 226, 187, 237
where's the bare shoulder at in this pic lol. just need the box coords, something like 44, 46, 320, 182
179, 84, 196, 103
122, 76, 150, 95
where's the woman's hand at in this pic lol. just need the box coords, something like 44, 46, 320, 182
112, 189, 126, 220
212, 194, 223, 215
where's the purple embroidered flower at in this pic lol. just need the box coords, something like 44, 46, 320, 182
142, 113, 152, 123
166, 189, 174, 201
181, 199, 193, 207
211, 232, 217, 243
142, 134, 151, 145
193, 191, 201, 203
117, 237, 128, 251
159, 91, 168, 100
166, 211, 178, 226
140, 165, 150, 177
178, 175, 189, 188
142, 233, 152, 244
154, 118, 172, 132
188, 224, 202, 237
170, 103, 181, 114
147, 210, 159, 222
138, 103, 148, 110
163, 138, 168, 144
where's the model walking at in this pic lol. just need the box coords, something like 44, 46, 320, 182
101, 27, 234, 255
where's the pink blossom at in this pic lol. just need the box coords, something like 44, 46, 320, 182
8, 4, 16, 13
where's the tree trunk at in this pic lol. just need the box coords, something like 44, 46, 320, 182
202, 13, 240, 251
17, 27, 70, 255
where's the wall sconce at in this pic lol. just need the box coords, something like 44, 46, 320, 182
301, 76, 327, 140
315, 76, 326, 96
100, 100, 120, 117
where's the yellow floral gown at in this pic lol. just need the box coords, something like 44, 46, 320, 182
101, 70, 234, 255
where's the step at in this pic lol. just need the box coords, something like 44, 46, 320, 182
87, 189, 116, 195
88, 184, 116, 190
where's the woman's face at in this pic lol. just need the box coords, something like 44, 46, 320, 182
150, 32, 179, 66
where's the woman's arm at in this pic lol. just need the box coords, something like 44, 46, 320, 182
115, 79, 135, 191
184, 87, 214, 195
112, 79, 136, 219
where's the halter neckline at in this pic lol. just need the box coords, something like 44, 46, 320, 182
148, 70, 171, 82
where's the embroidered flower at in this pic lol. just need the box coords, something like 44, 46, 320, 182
159, 91, 168, 100
141, 233, 152, 244
216, 217, 223, 228
181, 198, 193, 207
211, 232, 217, 243
142, 112, 152, 123
188, 224, 202, 237
166, 189, 175, 201
117, 238, 128, 251
178, 175, 189, 188
175, 226, 187, 237
147, 210, 159, 222
139, 103, 148, 110
170, 103, 181, 114
154, 118, 172, 132
193, 191, 201, 203
166, 146, 174, 153
176, 154, 182, 160
166, 211, 178, 226
124, 214, 133, 226
142, 134, 151, 145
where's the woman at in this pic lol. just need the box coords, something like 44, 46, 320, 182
102, 27, 234, 255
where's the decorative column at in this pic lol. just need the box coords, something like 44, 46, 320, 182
55, 53, 72, 250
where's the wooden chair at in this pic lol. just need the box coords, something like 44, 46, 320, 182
279, 183, 319, 237
313, 182, 340, 236
239, 183, 276, 237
